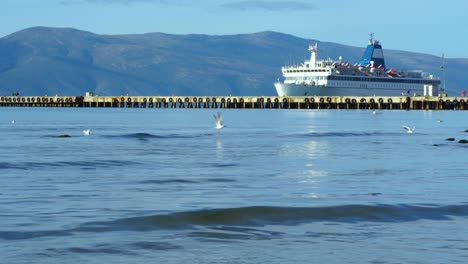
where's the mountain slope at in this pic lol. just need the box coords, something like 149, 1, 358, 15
0, 27, 464, 96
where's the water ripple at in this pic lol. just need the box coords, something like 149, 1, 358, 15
0, 159, 141, 170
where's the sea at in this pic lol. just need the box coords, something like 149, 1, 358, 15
1, 107, 467, 264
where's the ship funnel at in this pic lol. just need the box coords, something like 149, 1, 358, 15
358, 34, 385, 69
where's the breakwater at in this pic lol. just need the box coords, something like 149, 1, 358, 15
0, 95, 466, 110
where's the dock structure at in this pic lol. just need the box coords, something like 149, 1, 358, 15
0, 95, 466, 110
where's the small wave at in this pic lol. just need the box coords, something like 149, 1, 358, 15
198, 162, 239, 168
287, 132, 397, 138
213, 163, 239, 168
86, 203, 468, 231
129, 241, 181, 250
186, 231, 263, 241
0, 230, 72, 240
45, 241, 180, 256
43, 134, 73, 138
125, 133, 161, 139
139, 179, 199, 184
47, 245, 136, 255
0, 162, 27, 170
205, 178, 237, 183
187, 226, 283, 241
0, 159, 141, 170
104, 132, 205, 140
3, 203, 468, 240
66, 247, 131, 255
139, 178, 237, 185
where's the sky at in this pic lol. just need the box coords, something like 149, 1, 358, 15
2, 0, 468, 58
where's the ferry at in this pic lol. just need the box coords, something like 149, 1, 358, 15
274, 34, 440, 97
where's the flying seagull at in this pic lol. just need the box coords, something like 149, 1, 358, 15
83, 129, 91, 136
402, 126, 415, 134
213, 112, 225, 130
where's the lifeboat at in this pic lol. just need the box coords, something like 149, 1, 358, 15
386, 68, 400, 77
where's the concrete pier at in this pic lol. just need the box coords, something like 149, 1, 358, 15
0, 95, 466, 110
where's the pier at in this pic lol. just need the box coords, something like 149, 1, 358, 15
0, 95, 466, 110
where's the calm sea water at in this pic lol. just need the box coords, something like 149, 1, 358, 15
1, 107, 468, 263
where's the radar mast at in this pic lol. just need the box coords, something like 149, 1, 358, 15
441, 52, 446, 95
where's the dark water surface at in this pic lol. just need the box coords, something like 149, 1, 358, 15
1, 108, 467, 263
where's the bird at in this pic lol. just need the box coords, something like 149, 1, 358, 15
437, 119, 443, 123
82, 129, 91, 136
11, 120, 15, 124
213, 112, 225, 130
402, 126, 415, 134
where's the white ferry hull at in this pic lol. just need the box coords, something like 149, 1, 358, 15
275, 82, 414, 97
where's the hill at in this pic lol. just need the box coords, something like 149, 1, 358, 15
0, 27, 465, 96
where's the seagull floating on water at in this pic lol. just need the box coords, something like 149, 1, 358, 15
82, 129, 91, 136
402, 126, 415, 134
11, 120, 15, 124
437, 119, 443, 123
213, 112, 225, 130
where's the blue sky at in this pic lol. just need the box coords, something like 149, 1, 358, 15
2, 0, 468, 58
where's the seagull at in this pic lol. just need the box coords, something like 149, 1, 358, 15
11, 120, 15, 124
82, 129, 91, 136
437, 119, 443, 123
213, 112, 225, 130
402, 126, 415, 134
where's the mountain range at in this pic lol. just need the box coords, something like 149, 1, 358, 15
0, 27, 466, 96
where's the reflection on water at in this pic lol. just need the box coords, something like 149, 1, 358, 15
215, 138, 223, 158
278, 139, 329, 159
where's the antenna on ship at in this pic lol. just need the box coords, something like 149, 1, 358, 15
369, 32, 374, 44
441, 52, 446, 95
